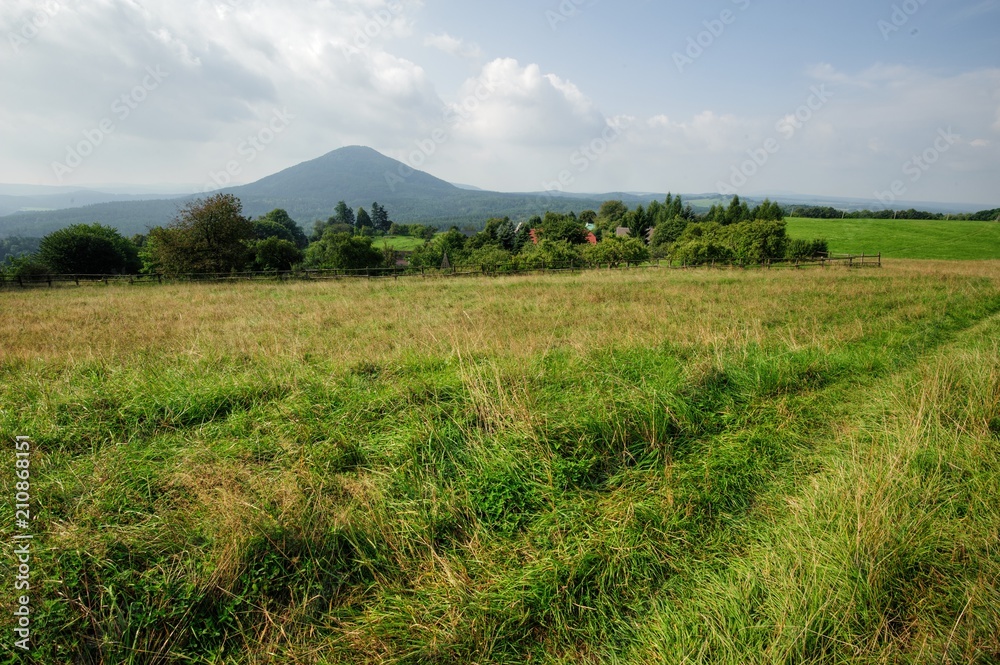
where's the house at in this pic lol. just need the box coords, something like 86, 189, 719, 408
615, 227, 631, 237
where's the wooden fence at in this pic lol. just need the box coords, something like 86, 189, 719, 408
0, 253, 881, 290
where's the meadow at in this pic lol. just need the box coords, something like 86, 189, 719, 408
786, 217, 1000, 260
1, 261, 999, 663
375, 236, 429, 252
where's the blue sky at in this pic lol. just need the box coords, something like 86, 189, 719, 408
1, 0, 998, 206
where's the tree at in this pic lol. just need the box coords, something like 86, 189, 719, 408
723, 195, 751, 225
727, 220, 788, 263
333, 201, 355, 228
409, 229, 468, 268
466, 245, 513, 271
515, 239, 584, 269
38, 223, 140, 274
624, 205, 653, 243
650, 217, 690, 250
668, 219, 794, 265
1, 255, 51, 282
305, 231, 383, 270
0, 236, 41, 265
536, 212, 589, 244
468, 217, 517, 253
751, 199, 784, 222
584, 236, 649, 268
252, 219, 297, 244
370, 202, 391, 234
356, 207, 372, 230
253, 237, 303, 271
259, 209, 308, 248
146, 194, 254, 274
598, 200, 628, 225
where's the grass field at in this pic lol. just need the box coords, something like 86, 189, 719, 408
2, 262, 999, 663
786, 216, 1000, 260
376, 235, 429, 252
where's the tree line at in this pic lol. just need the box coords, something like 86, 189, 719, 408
1, 193, 828, 280
790, 205, 1000, 221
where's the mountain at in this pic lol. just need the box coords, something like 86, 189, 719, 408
5, 146, 988, 239
0, 146, 615, 237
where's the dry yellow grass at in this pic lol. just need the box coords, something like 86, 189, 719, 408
2, 260, 997, 367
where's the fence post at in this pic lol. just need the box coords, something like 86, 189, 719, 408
878, 253, 881, 267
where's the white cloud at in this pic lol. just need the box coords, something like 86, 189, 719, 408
423, 32, 482, 59
0, 2, 996, 206
0, 0, 441, 185
448, 58, 606, 147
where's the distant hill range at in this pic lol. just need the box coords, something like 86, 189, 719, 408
0, 147, 622, 237
0, 146, 993, 238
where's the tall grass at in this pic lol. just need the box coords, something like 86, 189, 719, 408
1, 261, 998, 663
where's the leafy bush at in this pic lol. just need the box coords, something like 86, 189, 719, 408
728, 220, 789, 264
252, 237, 303, 271
669, 220, 798, 265
786, 238, 829, 259
409, 229, 468, 268
1, 255, 51, 282
583, 236, 649, 267
304, 231, 383, 270
38, 223, 140, 275
466, 245, 513, 271
515, 239, 585, 269
251, 219, 297, 245
534, 212, 589, 244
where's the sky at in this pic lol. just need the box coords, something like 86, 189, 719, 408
1, 0, 998, 206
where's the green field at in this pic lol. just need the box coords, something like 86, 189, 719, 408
376, 235, 431, 252
2, 263, 999, 663
787, 216, 1000, 260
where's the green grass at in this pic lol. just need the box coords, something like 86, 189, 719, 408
375, 235, 430, 252
786, 216, 1000, 260
1, 263, 999, 663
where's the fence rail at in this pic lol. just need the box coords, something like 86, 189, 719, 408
0, 253, 881, 289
